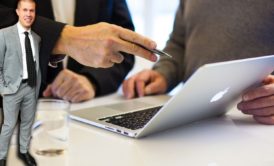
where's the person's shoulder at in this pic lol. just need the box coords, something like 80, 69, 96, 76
0, 26, 10, 33
0, 24, 16, 33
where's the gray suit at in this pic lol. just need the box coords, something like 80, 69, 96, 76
0, 24, 41, 159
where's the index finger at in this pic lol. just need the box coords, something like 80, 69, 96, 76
122, 78, 136, 99
117, 26, 157, 50
114, 38, 157, 62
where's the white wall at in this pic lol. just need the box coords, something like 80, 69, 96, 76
126, 0, 179, 76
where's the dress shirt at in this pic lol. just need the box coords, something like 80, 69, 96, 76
17, 22, 36, 79
51, 0, 75, 25
51, 0, 75, 68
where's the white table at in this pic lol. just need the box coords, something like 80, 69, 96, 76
7, 93, 274, 166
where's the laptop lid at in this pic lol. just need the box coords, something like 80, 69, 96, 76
70, 55, 274, 138
137, 55, 274, 137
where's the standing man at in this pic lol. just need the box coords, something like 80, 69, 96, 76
0, 0, 39, 165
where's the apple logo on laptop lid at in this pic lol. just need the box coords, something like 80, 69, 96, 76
210, 87, 230, 103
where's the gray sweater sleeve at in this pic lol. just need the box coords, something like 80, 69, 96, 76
153, 1, 185, 92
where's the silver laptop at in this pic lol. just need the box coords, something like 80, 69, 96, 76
70, 55, 274, 138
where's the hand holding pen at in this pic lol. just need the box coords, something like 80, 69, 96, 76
136, 43, 173, 58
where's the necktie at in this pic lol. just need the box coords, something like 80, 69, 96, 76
24, 31, 36, 87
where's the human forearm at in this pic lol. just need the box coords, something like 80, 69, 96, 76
51, 23, 157, 68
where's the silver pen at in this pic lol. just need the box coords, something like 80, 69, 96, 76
136, 43, 172, 58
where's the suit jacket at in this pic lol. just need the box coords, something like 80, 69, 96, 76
0, 0, 65, 85
36, 0, 135, 96
0, 24, 41, 98
0, 0, 65, 108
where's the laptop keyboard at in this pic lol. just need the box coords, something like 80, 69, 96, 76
99, 106, 162, 130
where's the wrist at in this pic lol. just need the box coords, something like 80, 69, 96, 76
52, 25, 75, 55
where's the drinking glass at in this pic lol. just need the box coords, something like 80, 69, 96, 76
31, 99, 70, 156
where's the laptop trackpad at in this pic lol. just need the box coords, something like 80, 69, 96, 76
105, 101, 153, 113
71, 100, 154, 120
105, 94, 170, 113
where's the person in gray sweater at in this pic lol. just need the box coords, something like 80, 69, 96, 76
122, 0, 274, 125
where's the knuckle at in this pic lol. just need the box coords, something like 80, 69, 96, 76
116, 54, 124, 63
104, 38, 115, 48
136, 77, 144, 83
57, 91, 63, 97
109, 24, 119, 33
82, 90, 88, 95
127, 78, 135, 85
80, 89, 89, 97
123, 79, 128, 86
98, 22, 108, 28
99, 48, 108, 57
130, 35, 138, 43
261, 86, 270, 94
109, 26, 117, 34
131, 43, 139, 52
71, 76, 78, 82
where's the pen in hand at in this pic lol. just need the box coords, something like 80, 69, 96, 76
136, 43, 173, 58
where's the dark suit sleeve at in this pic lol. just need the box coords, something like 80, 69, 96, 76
70, 0, 135, 96
32, 16, 65, 84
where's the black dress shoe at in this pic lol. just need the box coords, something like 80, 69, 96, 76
0, 159, 6, 166
18, 152, 37, 166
